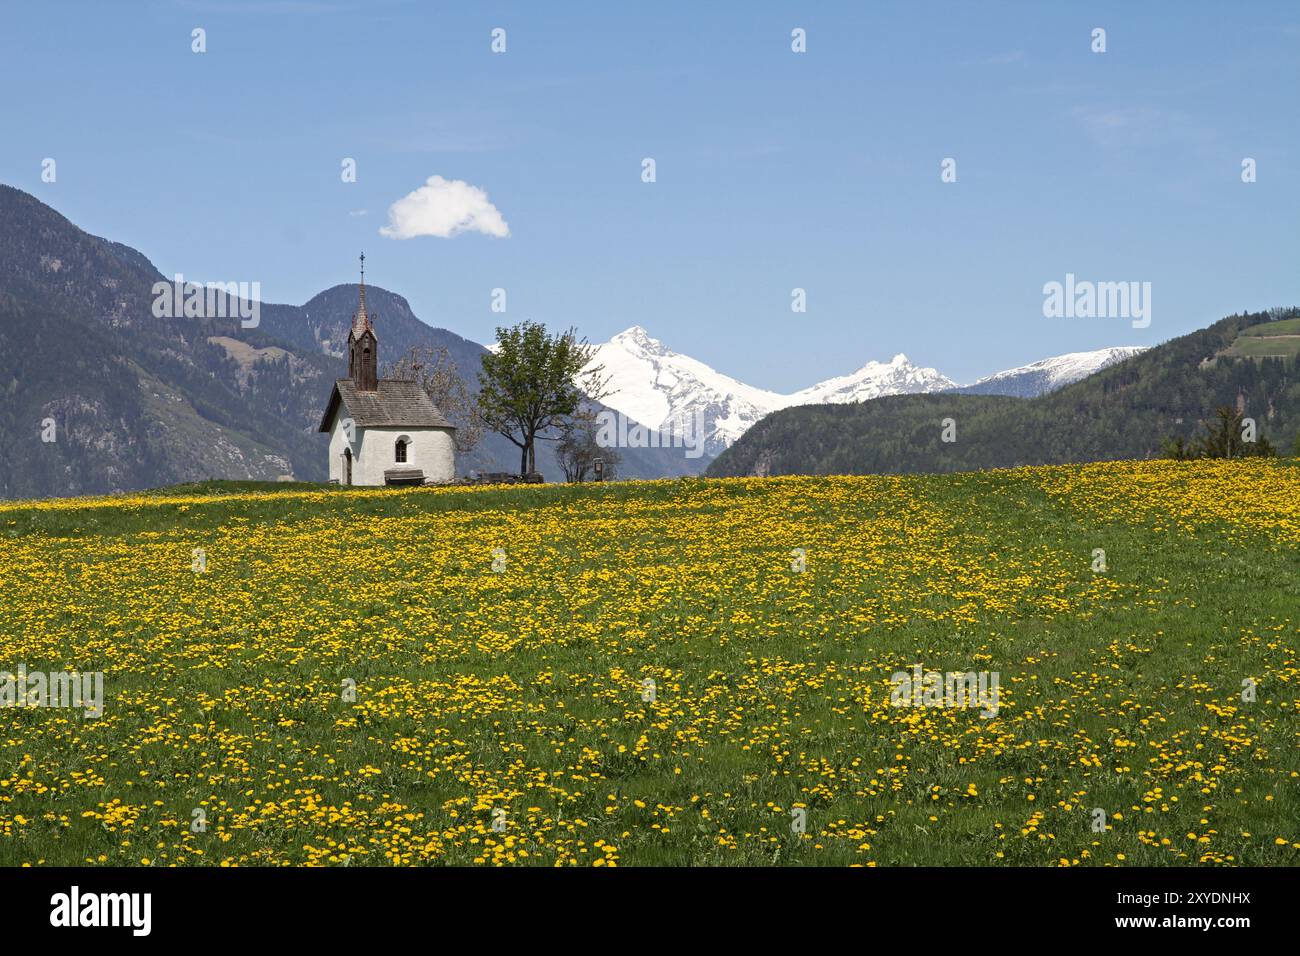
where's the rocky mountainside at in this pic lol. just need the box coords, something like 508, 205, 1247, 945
0, 185, 334, 497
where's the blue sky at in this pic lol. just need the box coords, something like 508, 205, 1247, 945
2, 1, 1297, 388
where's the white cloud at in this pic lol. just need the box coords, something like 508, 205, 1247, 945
379, 175, 510, 240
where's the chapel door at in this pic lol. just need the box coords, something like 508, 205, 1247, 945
344, 448, 352, 485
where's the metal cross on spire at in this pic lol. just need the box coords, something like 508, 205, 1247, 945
358, 251, 367, 315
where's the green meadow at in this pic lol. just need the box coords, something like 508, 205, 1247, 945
0, 461, 1297, 866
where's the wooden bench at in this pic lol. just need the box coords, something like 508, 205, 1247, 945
383, 468, 426, 486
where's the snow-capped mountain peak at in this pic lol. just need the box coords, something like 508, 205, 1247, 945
611, 325, 659, 348
956, 346, 1145, 397
785, 353, 955, 406
587, 330, 952, 455
588, 327, 785, 453
583, 327, 1144, 457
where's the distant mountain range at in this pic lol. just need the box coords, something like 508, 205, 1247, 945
588, 326, 1143, 455
706, 309, 1300, 478
5, 184, 1285, 499
0, 186, 695, 497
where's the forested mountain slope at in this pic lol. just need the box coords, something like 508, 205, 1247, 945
708, 309, 1300, 477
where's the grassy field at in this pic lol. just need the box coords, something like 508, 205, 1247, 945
1238, 317, 1300, 336
1221, 317, 1300, 359
1, 461, 1297, 866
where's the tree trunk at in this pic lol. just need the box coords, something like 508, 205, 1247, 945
520, 441, 529, 476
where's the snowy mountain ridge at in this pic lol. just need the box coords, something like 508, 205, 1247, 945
954, 347, 1147, 397
584, 326, 1145, 455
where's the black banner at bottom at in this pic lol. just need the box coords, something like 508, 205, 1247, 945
0, 865, 1275, 942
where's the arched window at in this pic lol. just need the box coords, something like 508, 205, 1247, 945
394, 437, 409, 463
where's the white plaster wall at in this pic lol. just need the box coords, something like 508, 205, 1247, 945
327, 414, 455, 485
327, 414, 351, 484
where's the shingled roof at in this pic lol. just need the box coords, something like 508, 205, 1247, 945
318, 378, 455, 432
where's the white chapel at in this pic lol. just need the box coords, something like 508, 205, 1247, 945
318, 256, 456, 485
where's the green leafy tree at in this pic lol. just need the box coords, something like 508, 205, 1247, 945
1193, 406, 1275, 459
477, 321, 608, 475
1161, 434, 1194, 461
1163, 406, 1276, 460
